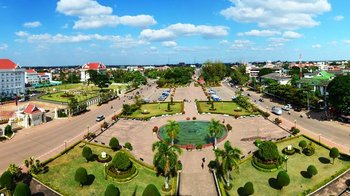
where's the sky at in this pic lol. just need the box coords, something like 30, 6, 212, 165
0, 0, 350, 66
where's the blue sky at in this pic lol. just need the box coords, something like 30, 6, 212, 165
0, 0, 349, 66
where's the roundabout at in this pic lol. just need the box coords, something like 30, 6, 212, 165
157, 120, 228, 147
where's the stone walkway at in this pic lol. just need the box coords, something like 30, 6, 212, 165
312, 169, 350, 196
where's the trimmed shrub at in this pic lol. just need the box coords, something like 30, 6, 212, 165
82, 146, 93, 162
75, 167, 88, 186
124, 142, 133, 151
192, 117, 196, 120
142, 184, 161, 196
303, 142, 315, 156
112, 152, 132, 171
208, 160, 218, 170
299, 140, 307, 150
226, 124, 232, 131
101, 121, 109, 129
0, 170, 14, 190
105, 184, 120, 196
254, 139, 262, 147
329, 147, 340, 164
109, 137, 120, 151
277, 171, 290, 189
244, 182, 254, 195
13, 182, 31, 196
196, 144, 203, 150
307, 165, 318, 178
290, 127, 300, 135
152, 126, 159, 133
274, 118, 282, 125
257, 141, 280, 163
4, 125, 12, 136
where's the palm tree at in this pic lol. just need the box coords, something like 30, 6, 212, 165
152, 141, 182, 190
164, 120, 180, 146
209, 118, 223, 149
215, 141, 242, 187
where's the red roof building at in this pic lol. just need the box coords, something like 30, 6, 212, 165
82, 62, 106, 70
0, 59, 19, 69
23, 103, 42, 114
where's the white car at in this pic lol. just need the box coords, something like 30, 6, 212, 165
272, 106, 283, 115
282, 104, 292, 111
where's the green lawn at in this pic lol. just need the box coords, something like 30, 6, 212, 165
220, 136, 350, 196
123, 102, 184, 119
40, 91, 99, 103
37, 83, 128, 92
37, 143, 175, 195
197, 101, 259, 116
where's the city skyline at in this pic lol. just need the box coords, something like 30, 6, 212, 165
1, 0, 350, 66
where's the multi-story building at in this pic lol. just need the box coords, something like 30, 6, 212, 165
80, 62, 106, 82
0, 59, 25, 97
25, 69, 40, 85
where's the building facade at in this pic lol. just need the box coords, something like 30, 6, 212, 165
80, 62, 106, 82
0, 59, 25, 98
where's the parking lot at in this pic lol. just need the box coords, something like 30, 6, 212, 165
144, 88, 171, 102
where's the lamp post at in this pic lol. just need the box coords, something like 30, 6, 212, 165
284, 155, 289, 172
303, 91, 310, 111
104, 163, 108, 180
87, 125, 90, 135
64, 140, 67, 151
294, 119, 297, 128
318, 134, 321, 144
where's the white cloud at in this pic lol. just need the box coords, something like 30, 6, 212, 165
62, 23, 69, 29
221, 0, 331, 30
344, 40, 350, 44
162, 41, 177, 48
237, 29, 281, 37
56, 0, 156, 29
23, 21, 42, 28
333, 15, 344, 21
149, 46, 158, 51
219, 40, 229, 45
0, 43, 8, 50
230, 39, 253, 49
312, 44, 321, 48
56, 0, 112, 16
282, 31, 303, 39
14, 31, 147, 49
140, 23, 229, 41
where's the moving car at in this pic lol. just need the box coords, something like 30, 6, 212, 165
271, 106, 283, 115
96, 115, 105, 122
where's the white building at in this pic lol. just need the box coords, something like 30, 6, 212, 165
0, 59, 25, 97
25, 69, 53, 85
260, 73, 291, 85
80, 62, 106, 82
11, 103, 46, 128
25, 69, 40, 85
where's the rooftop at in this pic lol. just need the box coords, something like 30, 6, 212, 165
0, 59, 19, 70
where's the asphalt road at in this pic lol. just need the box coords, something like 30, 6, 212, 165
0, 81, 158, 172
221, 82, 350, 150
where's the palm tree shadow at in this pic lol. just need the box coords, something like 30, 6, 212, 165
268, 178, 281, 190
132, 185, 138, 196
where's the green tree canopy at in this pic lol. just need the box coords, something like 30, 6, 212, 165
329, 147, 340, 164
328, 74, 350, 115
0, 170, 14, 190
202, 61, 228, 85
82, 146, 93, 162
104, 184, 120, 196
257, 141, 280, 162
112, 152, 132, 171
277, 171, 290, 189
307, 165, 318, 177
109, 137, 120, 151
75, 167, 88, 186
13, 182, 31, 196
142, 184, 161, 196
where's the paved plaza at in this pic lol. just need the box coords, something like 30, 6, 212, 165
95, 82, 289, 196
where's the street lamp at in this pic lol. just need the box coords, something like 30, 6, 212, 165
87, 125, 90, 135
318, 134, 321, 144
294, 119, 297, 128
303, 91, 310, 111
104, 163, 108, 180
64, 140, 67, 151
284, 155, 289, 172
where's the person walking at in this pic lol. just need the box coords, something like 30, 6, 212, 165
202, 157, 206, 163
201, 162, 204, 169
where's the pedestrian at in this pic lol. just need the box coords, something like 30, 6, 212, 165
201, 162, 204, 169
202, 157, 206, 162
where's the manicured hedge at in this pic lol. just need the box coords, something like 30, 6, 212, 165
106, 165, 138, 182
251, 156, 282, 172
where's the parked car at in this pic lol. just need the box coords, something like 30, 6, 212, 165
293, 107, 302, 112
158, 96, 166, 101
231, 96, 237, 100
258, 98, 264, 102
141, 98, 150, 103
211, 94, 221, 101
271, 106, 283, 115
282, 104, 292, 111
96, 115, 105, 122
